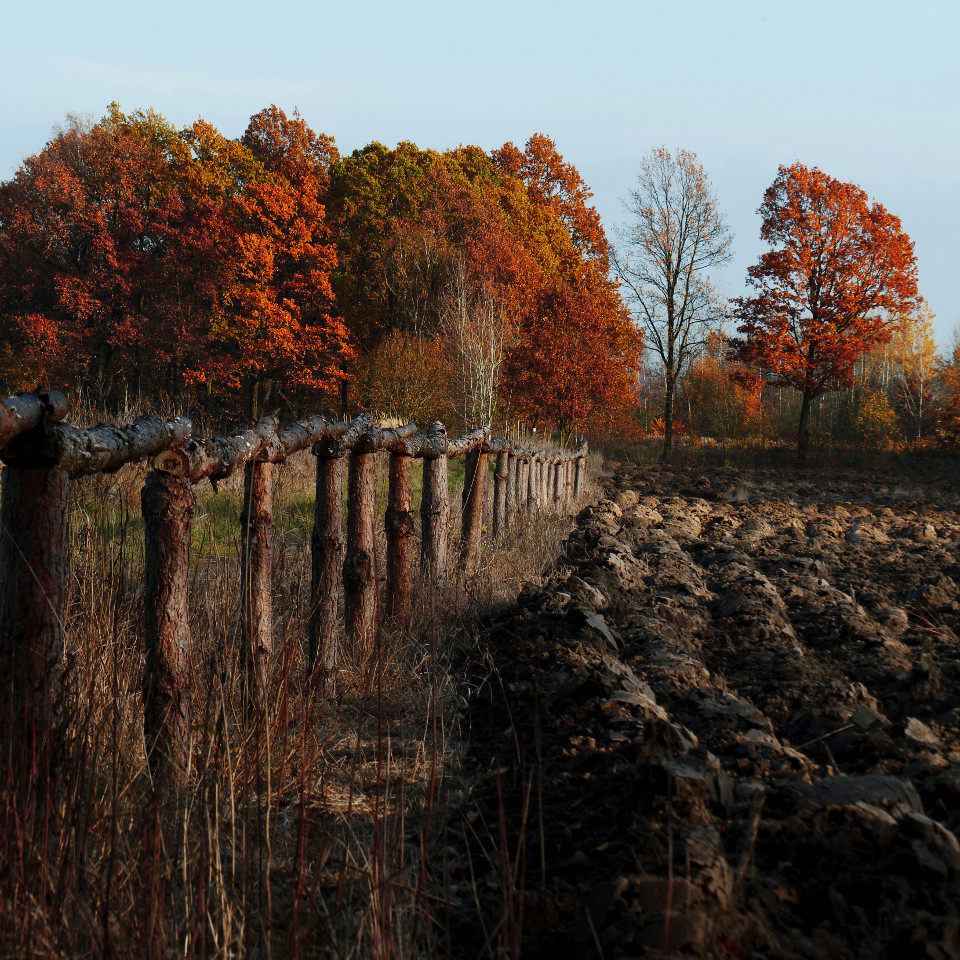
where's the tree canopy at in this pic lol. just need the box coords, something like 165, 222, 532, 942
0, 109, 642, 436
733, 162, 920, 460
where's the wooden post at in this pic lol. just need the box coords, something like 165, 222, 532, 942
344, 448, 377, 653
565, 460, 573, 513
240, 459, 274, 713
310, 444, 344, 687
0, 466, 68, 748
385, 451, 415, 628
420, 423, 449, 584
513, 454, 523, 520
492, 449, 509, 541
503, 451, 514, 532
574, 455, 585, 501
541, 459, 550, 511
528, 456, 538, 513
142, 470, 197, 787
459, 448, 486, 578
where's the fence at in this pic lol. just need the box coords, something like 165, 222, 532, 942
0, 389, 587, 786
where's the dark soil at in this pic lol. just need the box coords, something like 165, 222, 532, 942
450, 460, 960, 959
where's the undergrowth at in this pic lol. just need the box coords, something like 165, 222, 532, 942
0, 443, 599, 959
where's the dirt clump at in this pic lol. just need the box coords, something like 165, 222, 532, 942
451, 460, 960, 959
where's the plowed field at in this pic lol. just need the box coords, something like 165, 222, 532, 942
452, 460, 960, 959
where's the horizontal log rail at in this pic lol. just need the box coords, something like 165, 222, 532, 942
0, 390, 589, 786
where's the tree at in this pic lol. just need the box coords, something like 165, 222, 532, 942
613, 147, 732, 459
0, 106, 194, 397
887, 306, 938, 445
733, 162, 920, 462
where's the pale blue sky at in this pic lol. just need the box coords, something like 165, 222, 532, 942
3, 0, 958, 345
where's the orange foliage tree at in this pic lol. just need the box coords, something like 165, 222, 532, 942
733, 162, 920, 462
226, 107, 350, 417
494, 135, 642, 437
0, 106, 200, 395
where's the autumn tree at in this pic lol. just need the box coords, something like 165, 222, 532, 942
733, 162, 920, 462
613, 147, 732, 459
0, 106, 198, 397
493, 134, 643, 436
220, 106, 349, 418
936, 332, 960, 448
886, 306, 938, 445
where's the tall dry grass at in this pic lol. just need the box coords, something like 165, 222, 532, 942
0, 440, 600, 959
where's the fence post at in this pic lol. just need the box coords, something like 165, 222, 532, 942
310, 441, 344, 687
386, 450, 415, 629
345, 442, 377, 654
541, 458, 550, 510
513, 453, 524, 520
459, 448, 486, 578
0, 465, 68, 751
142, 470, 197, 787
528, 455, 538, 513
420, 422, 449, 584
574, 454, 585, 501
492, 449, 509, 541
503, 451, 515, 532
240, 460, 274, 712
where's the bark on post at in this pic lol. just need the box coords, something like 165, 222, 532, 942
0, 466, 68, 751
420, 423, 449, 584
240, 459, 274, 713
344, 446, 378, 654
528, 456, 538, 513
459, 448, 487, 578
574, 455, 585, 501
511, 454, 522, 522
142, 470, 197, 788
309, 445, 344, 687
492, 449, 509, 541
385, 451, 415, 629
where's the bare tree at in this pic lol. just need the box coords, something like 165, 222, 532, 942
443, 256, 509, 429
614, 147, 732, 458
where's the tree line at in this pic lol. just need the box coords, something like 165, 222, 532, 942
4, 104, 960, 458
0, 104, 641, 437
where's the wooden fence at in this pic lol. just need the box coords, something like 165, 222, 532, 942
0, 390, 587, 785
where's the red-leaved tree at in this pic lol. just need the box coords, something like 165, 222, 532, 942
733, 162, 920, 461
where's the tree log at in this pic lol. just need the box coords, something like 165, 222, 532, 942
142, 471, 196, 788
3, 415, 191, 476
459, 449, 486, 578
446, 425, 489, 460
574, 455, 585, 501
0, 390, 69, 451
504, 452, 516, 532
344, 449, 377, 653
261, 415, 336, 462
492, 450, 509, 541
309, 446, 344, 688
240, 459, 274, 713
385, 452, 415, 628
0, 466, 68, 751
420, 423, 449, 584
154, 417, 276, 483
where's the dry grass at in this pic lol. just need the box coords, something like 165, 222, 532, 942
0, 444, 601, 959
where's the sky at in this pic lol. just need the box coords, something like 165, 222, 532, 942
3, 0, 958, 347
